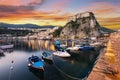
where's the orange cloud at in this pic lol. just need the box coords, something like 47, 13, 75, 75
97, 17, 120, 29
0, 0, 71, 24
83, 2, 120, 29
49, 0, 70, 10
85, 2, 120, 17
0, 0, 42, 6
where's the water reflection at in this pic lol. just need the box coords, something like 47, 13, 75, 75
53, 49, 99, 79
0, 39, 102, 80
29, 68, 44, 80
13, 39, 55, 51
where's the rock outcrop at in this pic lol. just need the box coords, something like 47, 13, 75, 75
60, 12, 102, 38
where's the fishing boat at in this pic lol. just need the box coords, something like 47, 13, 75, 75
60, 44, 67, 48
66, 46, 80, 51
42, 51, 53, 63
0, 44, 14, 49
28, 56, 44, 70
90, 42, 102, 46
54, 40, 61, 45
53, 49, 71, 57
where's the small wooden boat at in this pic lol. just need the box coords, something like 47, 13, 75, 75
53, 49, 71, 57
28, 56, 44, 70
42, 51, 53, 63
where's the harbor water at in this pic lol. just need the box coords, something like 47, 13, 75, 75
0, 39, 102, 80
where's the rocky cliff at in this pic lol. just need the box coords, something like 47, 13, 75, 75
60, 12, 103, 38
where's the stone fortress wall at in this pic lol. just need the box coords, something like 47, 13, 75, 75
68, 12, 94, 22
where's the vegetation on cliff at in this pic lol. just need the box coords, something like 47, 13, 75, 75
60, 12, 114, 38
52, 27, 63, 37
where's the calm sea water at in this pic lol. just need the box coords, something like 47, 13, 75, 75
0, 39, 102, 80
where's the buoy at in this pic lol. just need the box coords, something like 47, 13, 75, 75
28, 63, 31, 67
10, 66, 13, 70
11, 60, 14, 63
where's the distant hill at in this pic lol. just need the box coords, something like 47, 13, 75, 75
0, 23, 55, 29
101, 27, 115, 33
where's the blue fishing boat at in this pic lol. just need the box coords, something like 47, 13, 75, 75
54, 40, 61, 50
28, 56, 44, 71
42, 51, 53, 64
54, 40, 61, 45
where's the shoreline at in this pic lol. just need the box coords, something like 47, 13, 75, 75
88, 32, 120, 80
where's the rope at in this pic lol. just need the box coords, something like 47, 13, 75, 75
53, 56, 87, 80
8, 60, 14, 80
8, 68, 12, 80
8, 66, 13, 80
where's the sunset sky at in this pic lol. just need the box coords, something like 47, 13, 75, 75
0, 0, 120, 29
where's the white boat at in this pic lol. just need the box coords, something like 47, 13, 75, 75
53, 50, 71, 57
0, 44, 14, 49
75, 45, 82, 47
90, 42, 101, 46
60, 44, 67, 48
66, 46, 80, 51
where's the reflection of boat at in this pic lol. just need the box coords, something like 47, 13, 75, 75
28, 56, 44, 71
0, 44, 14, 49
53, 49, 71, 57
29, 68, 44, 79
42, 51, 53, 64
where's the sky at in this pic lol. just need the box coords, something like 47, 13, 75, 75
0, 0, 120, 29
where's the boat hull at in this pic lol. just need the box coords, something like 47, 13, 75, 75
28, 56, 44, 71
28, 64, 44, 71
0, 44, 14, 49
53, 51, 71, 57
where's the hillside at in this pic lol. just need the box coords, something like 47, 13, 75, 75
0, 23, 55, 29
60, 12, 114, 38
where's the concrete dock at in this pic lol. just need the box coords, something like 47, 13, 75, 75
88, 32, 120, 80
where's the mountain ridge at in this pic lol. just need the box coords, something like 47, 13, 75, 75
0, 22, 55, 29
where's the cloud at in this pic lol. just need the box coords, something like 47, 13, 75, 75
91, 0, 120, 3
0, 0, 71, 21
98, 17, 120, 25
80, 2, 120, 29
85, 2, 120, 17
47, 0, 71, 11
0, 5, 70, 21
0, 0, 43, 6
0, 5, 34, 13
0, 0, 44, 14
96, 17, 120, 29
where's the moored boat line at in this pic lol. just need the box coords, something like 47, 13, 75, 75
0, 44, 14, 49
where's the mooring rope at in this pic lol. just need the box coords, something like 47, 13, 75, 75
8, 60, 14, 80
52, 56, 87, 80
